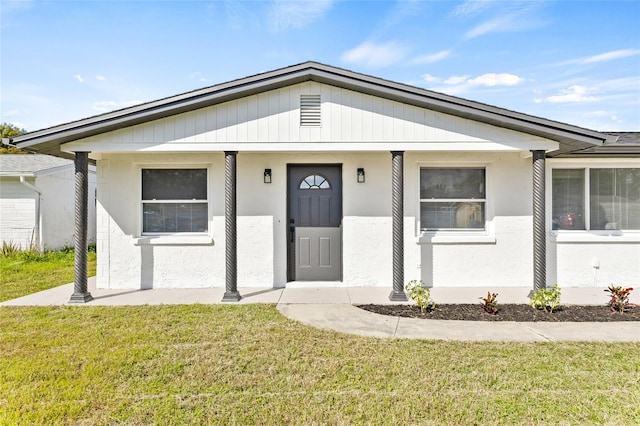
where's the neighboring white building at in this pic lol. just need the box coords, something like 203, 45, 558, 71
0, 155, 96, 251
7, 63, 639, 300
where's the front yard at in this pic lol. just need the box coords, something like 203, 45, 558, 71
1, 251, 639, 424
0, 249, 96, 302
1, 304, 639, 424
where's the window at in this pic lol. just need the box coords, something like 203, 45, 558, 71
141, 168, 208, 234
551, 169, 585, 230
552, 168, 640, 231
420, 168, 486, 231
299, 174, 331, 189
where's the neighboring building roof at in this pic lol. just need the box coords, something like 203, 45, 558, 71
5, 61, 619, 158
604, 132, 640, 144
558, 132, 640, 157
0, 154, 73, 176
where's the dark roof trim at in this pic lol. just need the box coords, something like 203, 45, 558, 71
10, 61, 616, 157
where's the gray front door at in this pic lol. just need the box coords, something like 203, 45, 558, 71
288, 165, 342, 281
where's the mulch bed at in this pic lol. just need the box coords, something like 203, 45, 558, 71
356, 304, 640, 322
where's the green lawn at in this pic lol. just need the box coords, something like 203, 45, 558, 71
1, 304, 639, 425
1, 254, 639, 424
0, 250, 96, 302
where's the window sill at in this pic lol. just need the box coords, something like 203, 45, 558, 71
416, 233, 496, 244
551, 231, 640, 243
132, 235, 214, 246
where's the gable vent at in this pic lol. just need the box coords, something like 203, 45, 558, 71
300, 94, 321, 127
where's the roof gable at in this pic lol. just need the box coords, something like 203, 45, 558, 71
63, 81, 559, 154
7, 61, 616, 158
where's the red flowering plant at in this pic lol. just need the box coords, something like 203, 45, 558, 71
480, 292, 499, 315
604, 285, 637, 313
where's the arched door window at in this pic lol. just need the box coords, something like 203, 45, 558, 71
299, 174, 331, 190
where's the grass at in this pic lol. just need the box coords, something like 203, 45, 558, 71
0, 249, 96, 302
1, 304, 639, 425
1, 254, 639, 424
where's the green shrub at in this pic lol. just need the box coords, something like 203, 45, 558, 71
1, 240, 20, 257
404, 280, 436, 313
530, 284, 562, 313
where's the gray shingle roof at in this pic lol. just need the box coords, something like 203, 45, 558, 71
0, 154, 73, 175
604, 132, 640, 145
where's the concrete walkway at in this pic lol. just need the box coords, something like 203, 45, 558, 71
2, 278, 639, 342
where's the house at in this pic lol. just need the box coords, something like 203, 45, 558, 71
5, 62, 639, 303
0, 154, 96, 252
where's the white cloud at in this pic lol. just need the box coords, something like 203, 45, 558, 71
96, 75, 106, 81
580, 49, 640, 64
584, 110, 623, 124
451, 0, 494, 17
428, 72, 524, 95
422, 73, 440, 83
465, 16, 508, 38
444, 75, 470, 85
188, 72, 209, 83
543, 85, 598, 104
463, 2, 547, 39
341, 41, 408, 68
466, 73, 523, 87
410, 50, 452, 64
92, 100, 144, 113
74, 74, 84, 83
268, 0, 333, 31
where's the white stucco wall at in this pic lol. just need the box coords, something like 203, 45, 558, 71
96, 151, 639, 290
97, 152, 528, 289
550, 242, 639, 288
37, 168, 97, 250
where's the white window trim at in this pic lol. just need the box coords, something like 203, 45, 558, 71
135, 163, 213, 240
416, 162, 495, 244
132, 235, 214, 246
547, 158, 640, 243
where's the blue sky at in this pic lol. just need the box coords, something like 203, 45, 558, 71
2, 0, 639, 132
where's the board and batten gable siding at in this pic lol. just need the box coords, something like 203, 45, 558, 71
63, 82, 557, 154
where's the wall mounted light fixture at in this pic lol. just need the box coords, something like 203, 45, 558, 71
357, 168, 365, 183
264, 169, 272, 184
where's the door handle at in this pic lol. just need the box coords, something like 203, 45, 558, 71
289, 218, 295, 243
